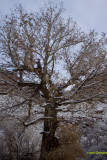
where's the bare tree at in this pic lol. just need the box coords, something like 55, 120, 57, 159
0, 116, 40, 160
0, 2, 107, 160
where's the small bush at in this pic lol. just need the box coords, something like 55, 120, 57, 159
45, 124, 86, 160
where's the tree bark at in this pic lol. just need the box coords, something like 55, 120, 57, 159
39, 104, 58, 160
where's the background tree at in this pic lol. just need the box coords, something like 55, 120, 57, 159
0, 2, 107, 160
0, 115, 40, 160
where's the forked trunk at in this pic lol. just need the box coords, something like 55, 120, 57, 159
39, 104, 58, 160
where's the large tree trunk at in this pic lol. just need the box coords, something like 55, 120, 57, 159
39, 104, 58, 160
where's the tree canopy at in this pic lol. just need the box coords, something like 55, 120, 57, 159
0, 2, 107, 160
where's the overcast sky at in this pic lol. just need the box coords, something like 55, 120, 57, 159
0, 0, 107, 34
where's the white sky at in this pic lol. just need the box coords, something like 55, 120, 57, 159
0, 0, 107, 34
